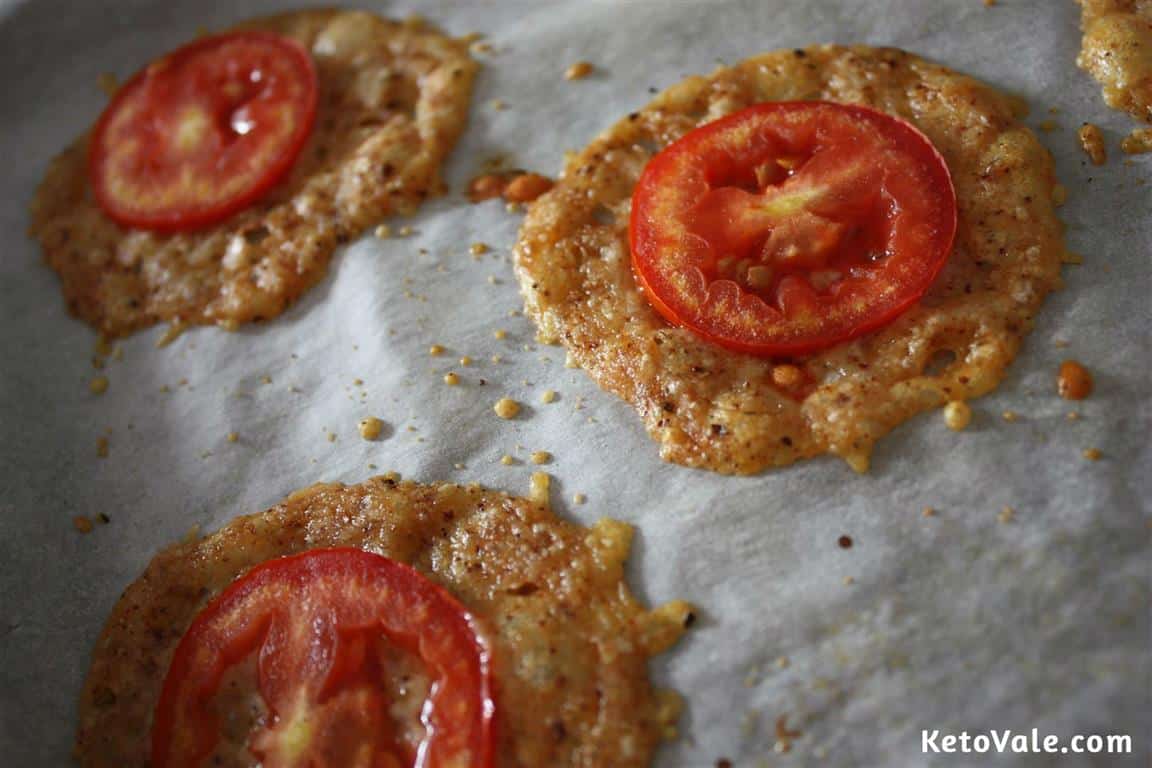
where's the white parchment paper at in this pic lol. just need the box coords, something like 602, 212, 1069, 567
0, 1, 1148, 766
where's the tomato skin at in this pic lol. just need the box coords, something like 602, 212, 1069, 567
629, 101, 958, 357
89, 31, 318, 233
151, 548, 495, 768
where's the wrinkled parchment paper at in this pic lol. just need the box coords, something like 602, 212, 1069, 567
0, 1, 1148, 766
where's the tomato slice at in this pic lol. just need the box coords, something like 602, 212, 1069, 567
629, 101, 957, 356
89, 31, 318, 232
151, 548, 495, 768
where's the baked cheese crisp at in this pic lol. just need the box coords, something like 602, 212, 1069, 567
30, 10, 476, 337
76, 477, 690, 767
514, 46, 1069, 473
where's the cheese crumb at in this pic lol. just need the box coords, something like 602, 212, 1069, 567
1001, 410, 1019, 422
1120, 128, 1152, 155
541, 389, 557, 404
470, 242, 489, 255
998, 506, 1015, 523
493, 329, 507, 340
374, 224, 392, 238
529, 472, 551, 505
226, 432, 239, 443
428, 344, 445, 356
494, 398, 521, 419
444, 372, 460, 386
1078, 123, 1107, 165
943, 400, 971, 431
459, 356, 473, 366
530, 450, 552, 465
573, 492, 587, 505
358, 417, 385, 441
771, 364, 803, 389
565, 61, 594, 80
500, 454, 516, 466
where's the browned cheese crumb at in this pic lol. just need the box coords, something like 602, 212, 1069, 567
494, 397, 521, 419
565, 61, 594, 80
515, 46, 1068, 474
30, 10, 478, 337
1079, 122, 1108, 164
1057, 359, 1094, 400
503, 172, 555, 204
1121, 126, 1152, 152
358, 416, 385, 440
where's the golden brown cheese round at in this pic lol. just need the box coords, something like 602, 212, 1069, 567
76, 477, 690, 767
1077, 0, 1152, 121
30, 10, 476, 337
514, 45, 1069, 474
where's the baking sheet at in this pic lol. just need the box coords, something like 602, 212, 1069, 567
0, 1, 1148, 765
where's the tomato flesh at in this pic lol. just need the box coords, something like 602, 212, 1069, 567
629, 101, 957, 356
90, 31, 318, 232
151, 548, 495, 768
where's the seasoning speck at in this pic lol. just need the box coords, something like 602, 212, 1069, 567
89, 376, 109, 395
73, 515, 94, 534
96, 437, 109, 458
358, 417, 385, 441
998, 506, 1015, 524
493, 329, 507, 340
1001, 410, 1019, 422
226, 432, 239, 444
1082, 447, 1102, 461
470, 242, 489, 255
837, 535, 853, 549
573, 492, 587, 505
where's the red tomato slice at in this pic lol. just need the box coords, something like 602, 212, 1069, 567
151, 548, 495, 768
629, 101, 957, 356
89, 31, 318, 232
